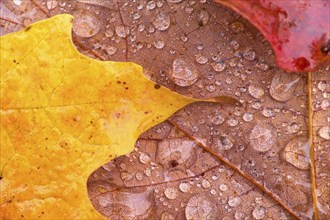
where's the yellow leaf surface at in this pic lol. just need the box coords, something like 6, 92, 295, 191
0, 14, 200, 219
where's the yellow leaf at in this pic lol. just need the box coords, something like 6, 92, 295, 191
0, 14, 236, 219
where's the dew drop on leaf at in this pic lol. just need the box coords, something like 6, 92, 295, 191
249, 122, 277, 152
219, 183, 229, 192
179, 182, 191, 193
185, 195, 216, 220
201, 179, 211, 188
217, 135, 234, 150
252, 206, 266, 220
46, 0, 58, 9
196, 9, 210, 26
283, 137, 309, 170
164, 187, 178, 200
212, 62, 226, 72
153, 12, 171, 31
248, 84, 264, 99
242, 112, 253, 122
170, 57, 199, 87
230, 21, 245, 33
72, 10, 100, 38
228, 196, 241, 207
318, 126, 330, 140
243, 48, 256, 61
270, 72, 300, 102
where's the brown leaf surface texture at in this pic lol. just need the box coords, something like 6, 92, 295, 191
1, 0, 329, 219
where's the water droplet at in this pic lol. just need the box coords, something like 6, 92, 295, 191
230, 40, 240, 50
228, 196, 241, 207
146, 1, 156, 10
219, 184, 228, 191
135, 172, 143, 181
202, 179, 211, 188
206, 84, 216, 92
212, 113, 225, 125
217, 135, 234, 150
170, 57, 199, 87
144, 167, 152, 177
270, 72, 300, 102
161, 212, 175, 220
262, 108, 275, 118
164, 187, 178, 200
321, 99, 330, 110
250, 122, 277, 152
153, 40, 165, 49
318, 80, 328, 91
243, 48, 256, 61
248, 85, 264, 99
185, 195, 216, 220
197, 9, 210, 26
318, 126, 330, 140
139, 152, 151, 164
231, 21, 244, 33
287, 122, 299, 134
153, 13, 171, 31
283, 137, 309, 170
179, 182, 191, 193
243, 112, 253, 122
195, 54, 208, 64
104, 45, 117, 55
115, 25, 129, 38
13, 0, 22, 6
235, 212, 244, 220
252, 206, 266, 219
227, 118, 238, 127
212, 62, 226, 72
210, 189, 217, 195
167, 0, 184, 3
73, 10, 100, 38
46, 0, 58, 9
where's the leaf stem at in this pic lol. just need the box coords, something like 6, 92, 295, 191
169, 119, 301, 220
308, 71, 319, 220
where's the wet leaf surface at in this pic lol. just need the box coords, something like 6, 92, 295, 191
214, 0, 330, 72
1, 0, 329, 219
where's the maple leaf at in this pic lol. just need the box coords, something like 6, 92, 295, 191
0, 14, 233, 219
214, 0, 330, 72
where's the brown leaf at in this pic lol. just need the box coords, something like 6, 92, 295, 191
1, 0, 329, 219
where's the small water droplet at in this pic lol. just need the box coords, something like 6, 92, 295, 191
153, 40, 165, 49
135, 172, 143, 181
248, 84, 264, 99
318, 81, 328, 91
270, 72, 300, 102
228, 196, 241, 207
243, 112, 253, 122
115, 25, 129, 38
202, 179, 211, 188
252, 206, 266, 219
250, 122, 277, 152
197, 9, 210, 26
179, 182, 191, 193
164, 187, 178, 200
195, 54, 208, 64
212, 113, 225, 125
206, 84, 216, 92
243, 48, 256, 61
46, 0, 58, 9
104, 45, 117, 55
318, 126, 330, 140
230, 40, 240, 50
227, 118, 238, 127
219, 184, 228, 191
212, 62, 226, 72
284, 137, 309, 170
13, 0, 22, 6
153, 13, 171, 31
217, 135, 234, 150
170, 56, 199, 86
146, 1, 156, 10
139, 152, 151, 164
210, 189, 217, 195
262, 108, 275, 118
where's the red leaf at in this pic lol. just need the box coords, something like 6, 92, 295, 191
215, 0, 330, 72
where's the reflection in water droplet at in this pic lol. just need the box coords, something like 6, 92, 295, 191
197, 9, 210, 26
170, 57, 199, 86
284, 137, 309, 170
46, 0, 58, 9
248, 85, 264, 99
228, 196, 241, 207
318, 126, 330, 140
96, 189, 154, 219
153, 13, 171, 31
164, 187, 178, 200
179, 182, 191, 193
217, 135, 234, 150
270, 72, 300, 102
252, 206, 266, 219
73, 10, 100, 38
185, 195, 216, 220
250, 122, 277, 152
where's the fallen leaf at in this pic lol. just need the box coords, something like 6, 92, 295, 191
0, 14, 216, 219
214, 0, 330, 72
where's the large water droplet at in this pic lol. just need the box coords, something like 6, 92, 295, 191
283, 137, 309, 170
153, 13, 171, 31
73, 10, 100, 38
252, 206, 266, 219
270, 72, 300, 102
250, 122, 277, 152
164, 187, 178, 200
185, 195, 216, 220
217, 135, 234, 150
156, 139, 196, 170
170, 57, 199, 87
248, 85, 264, 99
197, 9, 210, 26
318, 126, 330, 140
